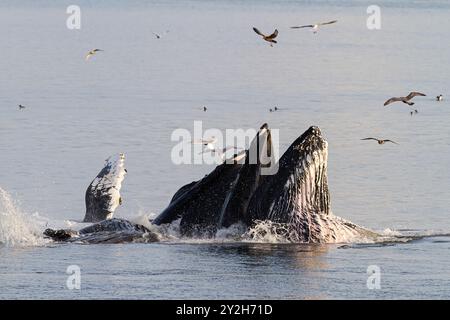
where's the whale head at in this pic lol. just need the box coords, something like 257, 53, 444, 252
153, 123, 275, 234
83, 153, 127, 223
247, 126, 330, 230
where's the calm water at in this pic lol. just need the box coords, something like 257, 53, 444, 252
1, 0, 450, 299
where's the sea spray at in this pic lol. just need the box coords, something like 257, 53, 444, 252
0, 187, 46, 246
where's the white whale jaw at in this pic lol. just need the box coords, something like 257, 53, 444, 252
83, 153, 127, 223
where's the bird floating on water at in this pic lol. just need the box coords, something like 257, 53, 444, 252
253, 27, 278, 46
361, 138, 398, 145
410, 109, 419, 116
383, 92, 426, 106
290, 20, 337, 33
436, 94, 443, 101
85, 49, 104, 61
203, 106, 207, 112
152, 30, 169, 39
270, 107, 280, 113
18, 104, 26, 110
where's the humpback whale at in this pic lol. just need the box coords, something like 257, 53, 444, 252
44, 124, 375, 244
44, 153, 157, 244
153, 123, 274, 235
154, 124, 375, 243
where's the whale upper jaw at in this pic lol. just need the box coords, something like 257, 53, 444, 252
279, 125, 330, 219
83, 153, 127, 223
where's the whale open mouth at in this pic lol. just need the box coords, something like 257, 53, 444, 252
153, 124, 275, 234
247, 126, 330, 231
154, 124, 370, 243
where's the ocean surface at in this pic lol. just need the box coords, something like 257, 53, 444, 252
1, 0, 450, 299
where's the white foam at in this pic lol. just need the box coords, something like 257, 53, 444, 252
0, 187, 48, 247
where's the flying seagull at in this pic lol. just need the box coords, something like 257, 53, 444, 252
290, 20, 337, 33
253, 27, 278, 46
410, 109, 419, 116
436, 94, 443, 101
383, 92, 426, 106
200, 146, 243, 160
191, 137, 218, 151
85, 49, 104, 61
361, 138, 398, 145
18, 104, 26, 110
153, 32, 161, 39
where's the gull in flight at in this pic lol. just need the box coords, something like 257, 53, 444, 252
410, 109, 419, 116
85, 49, 104, 61
361, 138, 398, 145
383, 92, 426, 106
191, 137, 218, 151
253, 27, 278, 46
200, 146, 243, 160
436, 94, 443, 101
191, 137, 242, 160
290, 20, 337, 33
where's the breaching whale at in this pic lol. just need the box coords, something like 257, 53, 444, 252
44, 124, 376, 244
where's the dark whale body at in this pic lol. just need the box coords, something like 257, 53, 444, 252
153, 124, 274, 236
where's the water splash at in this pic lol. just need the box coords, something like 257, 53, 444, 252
0, 187, 47, 247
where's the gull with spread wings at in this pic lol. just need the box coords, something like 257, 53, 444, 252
361, 138, 398, 145
253, 27, 278, 46
384, 92, 426, 106
85, 49, 104, 61
200, 146, 243, 161
290, 20, 337, 33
